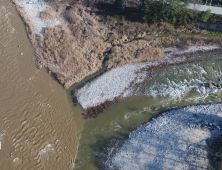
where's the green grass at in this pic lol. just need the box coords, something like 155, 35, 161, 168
115, 15, 120, 22
202, 30, 222, 36
97, 22, 100, 29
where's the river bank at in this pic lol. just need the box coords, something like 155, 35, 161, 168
8, 0, 222, 169
73, 58, 222, 170
77, 46, 222, 118
104, 103, 222, 170
11, 0, 222, 90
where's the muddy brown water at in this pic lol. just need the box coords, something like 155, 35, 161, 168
1, 1, 222, 170
0, 1, 85, 169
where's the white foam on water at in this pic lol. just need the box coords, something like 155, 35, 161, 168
13, 158, 21, 164
35, 143, 54, 163
0, 6, 15, 34
77, 46, 221, 109
130, 63, 222, 105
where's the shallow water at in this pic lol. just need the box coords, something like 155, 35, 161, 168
74, 58, 222, 170
0, 1, 84, 169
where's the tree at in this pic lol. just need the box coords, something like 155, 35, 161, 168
200, 9, 211, 22
115, 0, 122, 6
141, 0, 192, 25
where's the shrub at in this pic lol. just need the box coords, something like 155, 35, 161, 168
97, 21, 100, 28
115, 15, 120, 21
200, 9, 211, 22
115, 0, 122, 6
141, 0, 192, 25
106, 15, 110, 20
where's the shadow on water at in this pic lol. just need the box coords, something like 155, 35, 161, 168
90, 133, 129, 170
73, 59, 222, 170
92, 112, 222, 170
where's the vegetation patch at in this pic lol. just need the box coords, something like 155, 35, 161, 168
141, 0, 192, 25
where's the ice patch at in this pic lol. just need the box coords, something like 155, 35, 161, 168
163, 46, 220, 56
77, 63, 147, 109
15, 0, 62, 33
77, 46, 221, 109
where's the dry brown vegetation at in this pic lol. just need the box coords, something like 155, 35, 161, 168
107, 40, 164, 69
107, 34, 222, 69
40, 8, 54, 19
37, 4, 111, 89
154, 35, 222, 48
25, 0, 222, 89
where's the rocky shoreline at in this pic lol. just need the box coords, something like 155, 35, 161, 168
75, 46, 222, 119
104, 103, 222, 170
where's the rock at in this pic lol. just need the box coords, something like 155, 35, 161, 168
209, 83, 212, 89
20, 53, 23, 55
1, 131, 6, 135
214, 82, 217, 86
219, 85, 222, 90
216, 126, 221, 130
28, 78, 31, 80
213, 123, 217, 126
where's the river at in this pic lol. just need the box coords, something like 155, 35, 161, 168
1, 1, 222, 170
0, 0, 85, 169
73, 57, 222, 170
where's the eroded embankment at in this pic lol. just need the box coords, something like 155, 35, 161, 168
76, 46, 222, 118
104, 103, 222, 170
12, 0, 222, 90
